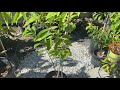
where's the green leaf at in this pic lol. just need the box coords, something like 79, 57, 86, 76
43, 38, 47, 44
94, 14, 99, 20
49, 50, 57, 54
25, 32, 33, 36
57, 12, 60, 16
54, 39, 62, 50
0, 20, 3, 30
64, 40, 72, 46
106, 66, 110, 73
38, 50, 45, 56
31, 25, 36, 35
47, 16, 55, 23
98, 15, 102, 20
86, 26, 91, 30
1, 12, 9, 29
30, 12, 38, 18
12, 12, 22, 25
37, 28, 49, 36
34, 42, 41, 49
49, 50, 58, 57
70, 12, 74, 16
111, 64, 116, 68
70, 23, 76, 30
63, 35, 72, 39
60, 49, 72, 59
70, 12, 79, 19
6, 12, 12, 19
65, 23, 76, 33
71, 15, 77, 19
76, 12, 80, 17
60, 51, 66, 59
22, 26, 31, 36
61, 12, 68, 22
46, 12, 57, 19
47, 36, 52, 50
23, 15, 38, 27
34, 29, 51, 42
49, 26, 58, 30
102, 64, 108, 69
21, 12, 28, 20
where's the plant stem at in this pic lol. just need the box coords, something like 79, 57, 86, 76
61, 62, 63, 78
0, 39, 7, 57
0, 39, 13, 68
48, 52, 56, 71
57, 60, 63, 78
56, 61, 60, 78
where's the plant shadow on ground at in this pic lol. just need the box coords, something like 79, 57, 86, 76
6, 57, 51, 78
62, 58, 78, 67
59, 56, 91, 78
1, 37, 84, 78
0, 36, 35, 69
14, 56, 90, 78
67, 66, 90, 78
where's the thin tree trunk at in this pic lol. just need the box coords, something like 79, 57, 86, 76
0, 39, 12, 68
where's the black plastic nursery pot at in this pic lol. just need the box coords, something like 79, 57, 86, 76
89, 39, 108, 67
0, 58, 7, 73
44, 70, 67, 78
91, 49, 108, 67
93, 49, 107, 60
0, 57, 12, 78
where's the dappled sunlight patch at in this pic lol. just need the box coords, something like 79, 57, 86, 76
16, 68, 31, 77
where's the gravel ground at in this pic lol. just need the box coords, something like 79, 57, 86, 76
14, 38, 94, 78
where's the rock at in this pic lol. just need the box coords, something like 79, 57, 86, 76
87, 67, 109, 78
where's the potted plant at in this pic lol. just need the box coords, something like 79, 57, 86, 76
101, 41, 120, 78
108, 41, 120, 60
21, 12, 80, 78
101, 12, 120, 78
86, 13, 111, 67
101, 34, 120, 77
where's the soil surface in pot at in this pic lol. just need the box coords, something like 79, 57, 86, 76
44, 71, 67, 78
109, 41, 120, 55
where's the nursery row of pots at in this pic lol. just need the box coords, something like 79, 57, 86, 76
90, 40, 120, 78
